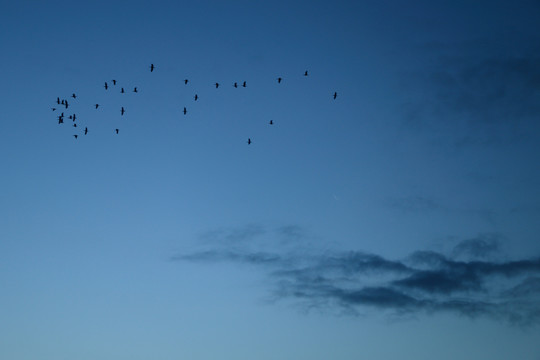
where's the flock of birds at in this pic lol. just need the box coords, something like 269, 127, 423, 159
51, 64, 339, 143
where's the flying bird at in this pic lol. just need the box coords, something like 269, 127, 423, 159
65, 100, 69, 109
150, 64, 155, 72
133, 87, 138, 93
104, 82, 108, 90
121, 87, 124, 93
247, 138, 251, 145
121, 107, 125, 115
112, 80, 117, 85
194, 94, 198, 101
51, 107, 56, 111
184, 79, 189, 85
183, 107, 187, 115
269, 120, 273, 125
73, 114, 76, 121
333, 92, 337, 99
58, 118, 63, 124
115, 129, 119, 134
61, 99, 65, 105
69, 115, 72, 120
72, 93, 76, 99
56, 97, 60, 104
73, 123, 77, 127
233, 82, 238, 88
73, 135, 78, 139
242, 81, 246, 87
215, 82, 219, 88
95, 104, 99, 109
277, 77, 282, 83
304, 70, 308, 76
84, 127, 88, 135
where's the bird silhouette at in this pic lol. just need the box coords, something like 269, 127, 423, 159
73, 135, 78, 139
104, 82, 108, 90
65, 100, 69, 109
56, 97, 60, 104
58, 118, 64, 124
194, 94, 198, 101
242, 81, 246, 87
277, 77, 282, 83
61, 99, 65, 105
304, 70, 308, 76
121, 87, 125, 93
115, 129, 119, 134
51, 107, 56, 111
73, 123, 77, 127
183, 107, 187, 115
247, 138, 251, 145
95, 104, 99, 109
133, 87, 138, 93
215, 82, 219, 88
150, 64, 155, 72
184, 79, 189, 85
69, 115, 72, 120
234, 82, 238, 88
269, 120, 273, 125
121, 107, 125, 115
84, 127, 88, 135
333, 92, 337, 99
112, 80, 117, 85
73, 114, 76, 121
72, 93, 76, 98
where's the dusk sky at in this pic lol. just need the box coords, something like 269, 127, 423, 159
1, 1, 540, 359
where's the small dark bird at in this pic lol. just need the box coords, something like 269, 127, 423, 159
73, 135, 78, 139
73, 114, 76, 121
69, 115, 73, 120
61, 99, 65, 105
51, 107, 56, 111
194, 94, 198, 101
333, 92, 337, 99
58, 118, 64, 124
150, 64, 155, 72
247, 138, 251, 145
72, 93, 76, 99
234, 82, 238, 88
105, 82, 108, 90
56, 97, 60, 104
269, 120, 273, 125
95, 104, 99, 109
65, 100, 69, 109
121, 107, 125, 115
133, 87, 138, 93
242, 81, 246, 87
84, 127, 88, 135
73, 123, 77, 127
215, 83, 219, 88
112, 80, 117, 85
304, 70, 308, 76
121, 87, 125, 93
184, 79, 189, 85
183, 107, 187, 115
277, 77, 282, 83
115, 129, 119, 134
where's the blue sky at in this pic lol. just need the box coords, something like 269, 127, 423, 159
1, 0, 540, 359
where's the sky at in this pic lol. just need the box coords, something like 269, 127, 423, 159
1, 0, 540, 359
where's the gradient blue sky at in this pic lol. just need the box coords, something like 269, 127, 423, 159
1, 1, 540, 359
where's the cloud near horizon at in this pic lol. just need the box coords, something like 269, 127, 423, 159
173, 229, 540, 326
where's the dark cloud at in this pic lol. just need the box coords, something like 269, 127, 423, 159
401, 45, 540, 145
174, 232, 540, 326
451, 233, 502, 260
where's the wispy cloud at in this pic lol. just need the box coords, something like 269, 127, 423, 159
400, 42, 540, 146
173, 230, 540, 326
